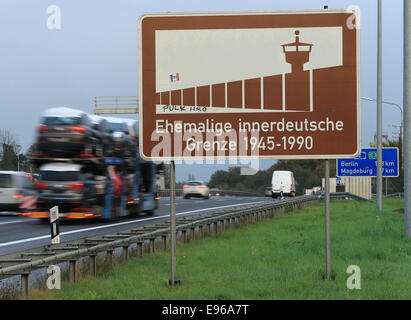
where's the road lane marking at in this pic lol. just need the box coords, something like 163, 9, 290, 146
0, 220, 30, 226
0, 200, 268, 248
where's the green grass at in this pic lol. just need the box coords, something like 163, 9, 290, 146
30, 199, 411, 300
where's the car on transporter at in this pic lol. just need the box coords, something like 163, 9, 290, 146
89, 115, 116, 157
102, 117, 134, 159
183, 181, 210, 199
35, 107, 101, 158
35, 162, 103, 212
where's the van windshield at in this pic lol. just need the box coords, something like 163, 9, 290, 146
40, 171, 81, 181
0, 174, 12, 188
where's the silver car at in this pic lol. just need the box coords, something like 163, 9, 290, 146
0, 171, 36, 211
183, 181, 210, 199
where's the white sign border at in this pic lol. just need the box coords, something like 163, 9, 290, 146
138, 9, 361, 162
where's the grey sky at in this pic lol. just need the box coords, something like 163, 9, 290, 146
0, 0, 404, 182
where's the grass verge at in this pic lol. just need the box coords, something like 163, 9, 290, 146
29, 198, 410, 300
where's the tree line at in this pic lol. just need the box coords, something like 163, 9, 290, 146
0, 129, 33, 173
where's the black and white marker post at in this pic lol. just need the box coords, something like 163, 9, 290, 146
50, 206, 60, 244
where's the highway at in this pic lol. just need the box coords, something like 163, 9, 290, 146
0, 196, 270, 256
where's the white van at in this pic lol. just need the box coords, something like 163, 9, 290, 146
0, 171, 35, 210
271, 171, 296, 198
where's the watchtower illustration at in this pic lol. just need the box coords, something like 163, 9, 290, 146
155, 29, 325, 113
282, 30, 314, 112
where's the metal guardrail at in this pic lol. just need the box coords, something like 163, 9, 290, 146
317, 192, 371, 202
384, 192, 404, 198
0, 196, 318, 297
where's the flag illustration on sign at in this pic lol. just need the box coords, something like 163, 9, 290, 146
169, 73, 180, 83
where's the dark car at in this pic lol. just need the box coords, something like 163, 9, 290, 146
123, 118, 138, 157
36, 107, 100, 158
103, 117, 134, 158
35, 162, 101, 210
89, 115, 116, 157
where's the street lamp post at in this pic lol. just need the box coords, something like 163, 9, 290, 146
16, 144, 21, 172
362, 97, 404, 168
404, 0, 411, 238
377, 0, 383, 211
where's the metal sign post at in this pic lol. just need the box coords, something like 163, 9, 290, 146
169, 161, 179, 286
50, 206, 60, 244
404, 0, 411, 238
324, 160, 331, 280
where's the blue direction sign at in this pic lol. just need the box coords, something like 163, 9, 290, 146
337, 148, 399, 177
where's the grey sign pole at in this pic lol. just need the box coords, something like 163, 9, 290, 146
324, 160, 331, 280
377, 0, 383, 211
404, 0, 411, 237
169, 161, 179, 285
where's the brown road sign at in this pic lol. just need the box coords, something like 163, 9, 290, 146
138, 10, 361, 161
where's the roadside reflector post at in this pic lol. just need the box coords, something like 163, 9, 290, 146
324, 159, 332, 280
49, 206, 60, 245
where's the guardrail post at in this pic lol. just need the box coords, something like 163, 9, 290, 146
106, 249, 114, 266
162, 235, 167, 251
199, 225, 204, 239
182, 230, 187, 243
137, 242, 143, 258
207, 223, 211, 236
20, 273, 30, 297
191, 228, 195, 241
69, 260, 78, 283
149, 238, 155, 254
220, 220, 225, 232
122, 245, 129, 260
213, 222, 218, 235
89, 254, 97, 277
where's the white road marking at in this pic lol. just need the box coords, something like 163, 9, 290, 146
0, 220, 28, 226
0, 200, 268, 248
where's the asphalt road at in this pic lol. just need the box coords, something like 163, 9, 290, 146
0, 196, 271, 256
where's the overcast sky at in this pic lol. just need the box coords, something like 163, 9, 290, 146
0, 0, 404, 182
